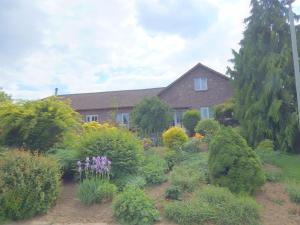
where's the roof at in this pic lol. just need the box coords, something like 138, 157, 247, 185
60, 87, 164, 110
158, 62, 230, 96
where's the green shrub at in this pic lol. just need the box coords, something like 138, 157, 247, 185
170, 164, 202, 192
78, 128, 143, 178
0, 150, 61, 220
77, 178, 116, 205
182, 138, 202, 152
194, 119, 220, 143
165, 186, 261, 225
165, 185, 182, 200
285, 181, 300, 203
182, 109, 201, 135
162, 126, 188, 151
256, 139, 274, 151
141, 154, 167, 184
148, 147, 179, 170
216, 196, 261, 225
114, 175, 146, 190
265, 170, 283, 182
214, 98, 238, 126
209, 127, 265, 194
113, 185, 160, 225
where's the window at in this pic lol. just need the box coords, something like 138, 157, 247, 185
200, 107, 214, 120
116, 113, 129, 125
86, 114, 98, 122
173, 110, 184, 126
194, 77, 208, 91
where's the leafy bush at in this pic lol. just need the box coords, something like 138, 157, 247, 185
209, 127, 265, 194
0, 97, 81, 152
170, 164, 203, 192
114, 175, 147, 190
182, 109, 201, 135
77, 178, 116, 205
256, 139, 274, 152
214, 98, 238, 126
194, 119, 220, 143
165, 185, 182, 200
147, 147, 178, 170
165, 186, 261, 225
113, 185, 160, 225
285, 181, 300, 203
78, 128, 143, 178
141, 154, 167, 184
182, 138, 202, 152
142, 138, 154, 150
163, 126, 188, 151
0, 150, 61, 220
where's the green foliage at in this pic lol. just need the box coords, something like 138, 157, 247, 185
78, 128, 144, 178
170, 163, 203, 192
141, 154, 167, 184
113, 185, 160, 225
0, 97, 81, 152
285, 181, 300, 203
147, 147, 178, 170
0, 89, 11, 105
165, 186, 261, 225
228, 0, 300, 153
265, 170, 283, 182
165, 185, 182, 200
214, 98, 238, 126
182, 109, 201, 135
182, 138, 203, 153
0, 150, 61, 220
131, 97, 172, 134
114, 175, 147, 190
162, 126, 188, 151
256, 139, 274, 152
209, 127, 265, 194
77, 178, 117, 205
194, 119, 220, 143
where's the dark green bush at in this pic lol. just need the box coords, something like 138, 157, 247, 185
182, 138, 203, 152
209, 127, 265, 194
0, 150, 61, 220
182, 109, 201, 135
141, 154, 167, 184
194, 119, 220, 143
77, 178, 117, 205
170, 164, 203, 192
165, 185, 182, 200
165, 186, 261, 225
113, 185, 160, 225
285, 181, 300, 203
78, 128, 143, 178
114, 175, 146, 190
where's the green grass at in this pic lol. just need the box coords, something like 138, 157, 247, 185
258, 151, 300, 182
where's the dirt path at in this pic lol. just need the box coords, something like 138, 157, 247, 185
256, 182, 300, 225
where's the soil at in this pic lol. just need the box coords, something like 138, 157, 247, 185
6, 177, 300, 225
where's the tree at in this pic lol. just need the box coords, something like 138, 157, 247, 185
131, 97, 172, 135
0, 97, 81, 152
228, 0, 300, 152
182, 109, 200, 135
0, 89, 11, 105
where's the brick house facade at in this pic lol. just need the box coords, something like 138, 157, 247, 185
61, 63, 233, 125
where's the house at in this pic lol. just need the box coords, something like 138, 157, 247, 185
60, 63, 233, 126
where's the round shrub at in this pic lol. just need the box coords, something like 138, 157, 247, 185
194, 119, 220, 143
182, 138, 203, 152
182, 109, 201, 135
256, 139, 274, 151
165, 185, 182, 200
0, 150, 61, 220
78, 128, 143, 178
113, 185, 160, 225
141, 154, 167, 184
77, 178, 117, 205
162, 126, 188, 151
209, 127, 265, 194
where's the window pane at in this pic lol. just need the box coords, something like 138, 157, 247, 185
200, 107, 209, 119
116, 113, 122, 123
201, 77, 207, 90
123, 113, 129, 124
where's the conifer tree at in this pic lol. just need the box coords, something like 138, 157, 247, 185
228, 0, 300, 152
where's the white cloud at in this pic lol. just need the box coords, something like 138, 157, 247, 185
0, 0, 251, 100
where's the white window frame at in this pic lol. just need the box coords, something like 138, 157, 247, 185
194, 77, 208, 91
200, 107, 210, 120
86, 114, 99, 122
116, 112, 129, 125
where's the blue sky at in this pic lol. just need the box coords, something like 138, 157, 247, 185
1, 0, 300, 99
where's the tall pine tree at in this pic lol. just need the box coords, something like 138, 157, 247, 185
229, 0, 300, 152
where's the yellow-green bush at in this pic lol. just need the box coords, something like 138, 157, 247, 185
0, 150, 61, 220
162, 127, 188, 151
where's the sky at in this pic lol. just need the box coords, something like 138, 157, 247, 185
1, 0, 300, 100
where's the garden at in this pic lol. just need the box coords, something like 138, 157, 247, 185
0, 96, 300, 225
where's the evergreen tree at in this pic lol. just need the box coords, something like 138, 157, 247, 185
228, 0, 300, 152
